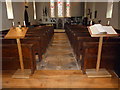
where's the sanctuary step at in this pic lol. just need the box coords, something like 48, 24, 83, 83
54, 29, 65, 33
2, 70, 119, 88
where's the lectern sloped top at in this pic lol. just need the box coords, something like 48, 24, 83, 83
5, 27, 28, 39
88, 24, 118, 37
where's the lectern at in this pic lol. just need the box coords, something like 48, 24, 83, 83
5, 27, 31, 78
86, 24, 118, 77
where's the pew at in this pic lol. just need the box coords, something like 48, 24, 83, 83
1, 26, 54, 74
1, 26, 54, 57
26, 26, 54, 54
81, 42, 120, 73
1, 43, 36, 74
2, 37, 42, 61
65, 25, 120, 75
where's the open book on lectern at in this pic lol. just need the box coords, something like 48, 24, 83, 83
89, 24, 117, 35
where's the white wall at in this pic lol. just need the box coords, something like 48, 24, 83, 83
110, 2, 118, 29
36, 2, 50, 21
95, 2, 108, 25
118, 2, 120, 29
2, 2, 34, 30
0, 3, 1, 27
36, 2, 44, 21
86, 2, 94, 19
0, 2, 83, 25
3, 2, 118, 29
70, 2, 83, 17
86, 2, 119, 29
28, 2, 34, 24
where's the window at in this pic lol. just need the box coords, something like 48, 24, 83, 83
57, 0, 64, 17
6, 0, 14, 19
33, 0, 36, 20
50, 0, 71, 18
106, 1, 113, 18
66, 0, 70, 17
50, 0, 55, 17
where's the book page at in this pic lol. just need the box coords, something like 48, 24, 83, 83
103, 26, 117, 34
94, 24, 106, 33
89, 24, 107, 34
89, 25, 100, 34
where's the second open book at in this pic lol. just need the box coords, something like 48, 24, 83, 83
89, 24, 117, 35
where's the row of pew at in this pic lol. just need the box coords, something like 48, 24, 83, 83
65, 25, 120, 76
1, 26, 54, 74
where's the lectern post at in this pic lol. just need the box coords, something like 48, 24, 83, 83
16, 38, 24, 72
5, 27, 31, 78
86, 36, 112, 77
96, 37, 103, 72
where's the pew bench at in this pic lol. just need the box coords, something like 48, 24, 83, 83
81, 42, 120, 73
1, 43, 37, 74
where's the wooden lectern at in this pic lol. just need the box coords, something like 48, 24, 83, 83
5, 27, 31, 78
86, 24, 118, 77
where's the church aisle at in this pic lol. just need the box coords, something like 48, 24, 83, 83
37, 32, 80, 70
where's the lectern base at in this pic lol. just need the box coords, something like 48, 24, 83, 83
12, 69, 31, 79
86, 69, 112, 78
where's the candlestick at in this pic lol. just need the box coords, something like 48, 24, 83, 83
90, 20, 92, 26
107, 21, 110, 26
23, 21, 26, 26
18, 25, 21, 28
12, 22, 15, 27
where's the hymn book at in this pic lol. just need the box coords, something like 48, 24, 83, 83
89, 24, 117, 35
88, 24, 118, 37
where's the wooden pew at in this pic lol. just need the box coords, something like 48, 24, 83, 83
2, 37, 42, 61
1, 43, 36, 74
1, 26, 54, 74
26, 26, 54, 54
65, 25, 120, 74
81, 42, 120, 73
1, 26, 54, 59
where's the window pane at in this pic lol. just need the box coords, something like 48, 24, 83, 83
50, 0, 55, 17
58, 0, 64, 17
106, 1, 113, 18
33, 0, 36, 20
66, 0, 70, 17
6, 0, 14, 19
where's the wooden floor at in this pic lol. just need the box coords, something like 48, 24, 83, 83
2, 70, 119, 88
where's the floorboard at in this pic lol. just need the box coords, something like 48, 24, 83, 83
2, 70, 119, 88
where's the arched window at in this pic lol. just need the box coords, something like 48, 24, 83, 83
106, 1, 113, 18
50, 0, 55, 17
33, 0, 36, 20
50, 0, 71, 18
66, 0, 70, 17
6, 0, 14, 19
57, 0, 64, 17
